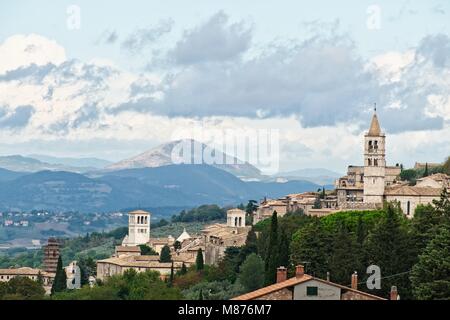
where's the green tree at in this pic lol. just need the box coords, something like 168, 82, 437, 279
312, 196, 322, 209
51, 255, 67, 295
198, 288, 203, 300
365, 204, 417, 299
264, 211, 279, 285
291, 219, 330, 278
159, 245, 172, 262
424, 162, 429, 177
173, 241, 182, 251
238, 253, 265, 292
328, 222, 359, 284
178, 262, 187, 275
410, 225, 450, 300
400, 169, 417, 184
443, 156, 450, 175
168, 262, 174, 287
196, 248, 204, 271
278, 229, 290, 269
0, 277, 45, 300
139, 244, 158, 256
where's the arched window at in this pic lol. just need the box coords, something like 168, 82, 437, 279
368, 158, 372, 166
234, 217, 238, 227
374, 159, 378, 167
238, 217, 242, 227
374, 140, 378, 149
407, 201, 411, 216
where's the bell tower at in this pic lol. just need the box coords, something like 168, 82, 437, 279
363, 106, 386, 204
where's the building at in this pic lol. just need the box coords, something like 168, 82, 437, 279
335, 109, 445, 217
232, 265, 389, 301
122, 210, 151, 246
96, 254, 185, 281
202, 208, 251, 265
0, 267, 53, 287
43, 238, 60, 273
65, 261, 81, 290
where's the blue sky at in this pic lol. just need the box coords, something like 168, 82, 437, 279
0, 1, 449, 172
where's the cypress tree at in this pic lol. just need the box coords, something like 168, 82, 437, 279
278, 229, 289, 269
179, 262, 187, 275
424, 162, 429, 177
196, 248, 204, 271
51, 255, 67, 295
198, 288, 204, 300
160, 245, 172, 262
264, 211, 279, 285
168, 261, 174, 287
329, 222, 358, 284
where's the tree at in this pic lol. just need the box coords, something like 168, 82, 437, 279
78, 256, 96, 286
196, 248, 204, 271
0, 277, 45, 300
178, 262, 187, 275
51, 255, 67, 295
365, 204, 417, 299
139, 244, 158, 256
328, 223, 359, 284
159, 245, 172, 262
424, 162, 429, 177
198, 288, 203, 300
278, 229, 290, 269
443, 156, 450, 175
400, 169, 417, 184
264, 211, 279, 285
238, 253, 265, 292
173, 241, 182, 251
410, 226, 450, 300
291, 219, 330, 279
168, 262, 174, 287
312, 196, 322, 209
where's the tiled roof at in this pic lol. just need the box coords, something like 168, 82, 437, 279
116, 245, 141, 252
0, 267, 51, 276
385, 185, 442, 196
129, 210, 151, 215
97, 256, 182, 269
232, 274, 386, 300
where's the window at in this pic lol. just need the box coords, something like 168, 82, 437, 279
407, 201, 411, 216
374, 140, 378, 149
374, 159, 378, 166
368, 158, 372, 166
306, 286, 318, 296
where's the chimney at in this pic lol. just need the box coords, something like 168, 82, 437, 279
390, 286, 399, 300
351, 271, 358, 290
295, 265, 304, 277
326, 272, 330, 282
276, 267, 287, 283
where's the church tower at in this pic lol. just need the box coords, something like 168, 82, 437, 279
125, 210, 150, 246
363, 108, 386, 204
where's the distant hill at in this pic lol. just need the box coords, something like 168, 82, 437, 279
275, 168, 343, 185
0, 165, 321, 212
29, 154, 112, 169
0, 155, 100, 173
107, 139, 262, 180
0, 168, 26, 181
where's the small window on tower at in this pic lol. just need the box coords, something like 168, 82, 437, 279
374, 159, 378, 166
368, 159, 372, 166
374, 140, 378, 149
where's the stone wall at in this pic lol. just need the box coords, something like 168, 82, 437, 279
255, 288, 293, 300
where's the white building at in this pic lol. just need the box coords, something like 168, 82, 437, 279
122, 210, 151, 246
65, 261, 81, 290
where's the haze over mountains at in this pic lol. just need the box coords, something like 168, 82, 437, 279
0, 140, 335, 212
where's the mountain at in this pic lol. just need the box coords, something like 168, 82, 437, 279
107, 139, 262, 180
275, 168, 343, 185
0, 155, 99, 173
0, 168, 26, 181
29, 154, 112, 169
0, 165, 321, 212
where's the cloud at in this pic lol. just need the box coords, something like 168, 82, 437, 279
121, 19, 173, 53
0, 105, 35, 128
0, 34, 66, 74
171, 11, 252, 64
96, 30, 119, 45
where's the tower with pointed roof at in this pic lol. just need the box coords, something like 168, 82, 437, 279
363, 107, 386, 204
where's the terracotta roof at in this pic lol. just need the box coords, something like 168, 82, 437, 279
0, 267, 49, 276
97, 256, 182, 269
232, 274, 386, 300
385, 185, 443, 196
116, 246, 141, 252
367, 112, 382, 136
416, 173, 450, 182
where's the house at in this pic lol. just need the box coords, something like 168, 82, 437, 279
232, 265, 391, 301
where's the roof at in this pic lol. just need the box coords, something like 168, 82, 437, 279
177, 228, 191, 243
416, 173, 450, 182
116, 246, 141, 252
0, 267, 49, 276
97, 256, 182, 269
232, 274, 385, 300
128, 210, 151, 215
385, 185, 443, 196
367, 112, 382, 136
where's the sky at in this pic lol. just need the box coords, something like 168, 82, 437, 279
0, 0, 449, 173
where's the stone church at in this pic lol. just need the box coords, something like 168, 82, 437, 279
335, 110, 448, 217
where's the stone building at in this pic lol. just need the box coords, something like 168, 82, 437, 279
0, 267, 53, 287
122, 210, 150, 246
203, 208, 251, 265
232, 265, 389, 301
335, 110, 446, 217
43, 237, 60, 273
65, 261, 81, 290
